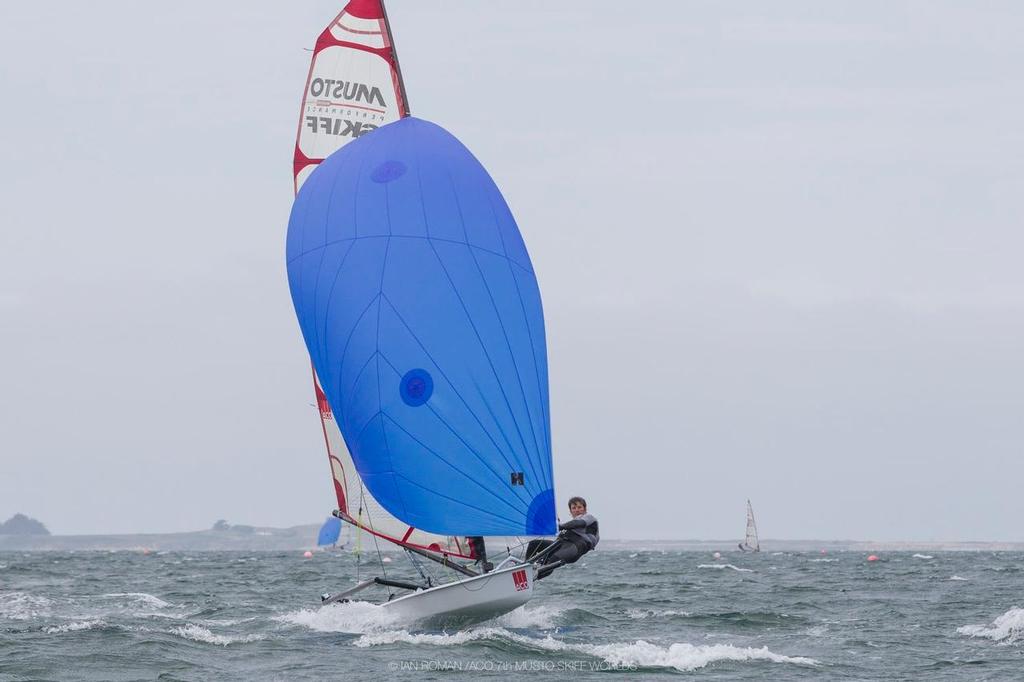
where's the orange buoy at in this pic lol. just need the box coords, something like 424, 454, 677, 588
867, 555, 879, 562
303, 550, 313, 558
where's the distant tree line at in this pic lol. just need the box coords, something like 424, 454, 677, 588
0, 514, 50, 536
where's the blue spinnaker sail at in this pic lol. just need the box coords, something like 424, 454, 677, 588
287, 117, 555, 537
317, 516, 343, 546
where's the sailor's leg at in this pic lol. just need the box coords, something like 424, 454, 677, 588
535, 543, 584, 580
550, 542, 582, 564
467, 536, 493, 572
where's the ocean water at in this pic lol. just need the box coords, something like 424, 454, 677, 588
1, 549, 1023, 680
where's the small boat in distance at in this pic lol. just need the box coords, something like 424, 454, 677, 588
738, 500, 760, 553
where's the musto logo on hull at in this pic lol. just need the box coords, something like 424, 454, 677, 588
512, 569, 529, 591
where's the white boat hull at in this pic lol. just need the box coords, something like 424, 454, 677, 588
381, 563, 535, 626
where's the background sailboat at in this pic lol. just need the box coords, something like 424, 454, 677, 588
316, 515, 348, 550
738, 500, 760, 553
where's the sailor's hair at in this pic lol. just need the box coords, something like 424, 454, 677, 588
568, 496, 587, 509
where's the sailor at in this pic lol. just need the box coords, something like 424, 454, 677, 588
466, 535, 493, 573
527, 496, 599, 579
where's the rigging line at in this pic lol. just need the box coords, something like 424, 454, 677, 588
377, 293, 531, 488
380, 412, 527, 524
438, 166, 543, 488
360, 486, 390, 589
376, 342, 536, 507
405, 548, 431, 586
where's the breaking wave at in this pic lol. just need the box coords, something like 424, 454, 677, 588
626, 608, 691, 620
102, 593, 172, 609
912, 554, 934, 560
43, 619, 106, 634
957, 608, 1024, 644
698, 563, 753, 573
274, 600, 400, 634
949, 575, 969, 581
354, 627, 817, 671
170, 624, 265, 646
0, 592, 53, 620
493, 604, 565, 629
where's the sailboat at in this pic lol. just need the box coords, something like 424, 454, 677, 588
316, 515, 347, 550
286, 0, 556, 625
738, 500, 760, 553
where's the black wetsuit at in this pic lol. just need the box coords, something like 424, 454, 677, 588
527, 514, 599, 577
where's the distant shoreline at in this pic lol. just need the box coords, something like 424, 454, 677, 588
1, 528, 1022, 552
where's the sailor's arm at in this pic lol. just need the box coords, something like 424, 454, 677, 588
558, 514, 596, 530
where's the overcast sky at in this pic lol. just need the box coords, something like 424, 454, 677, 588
2, 1, 1023, 541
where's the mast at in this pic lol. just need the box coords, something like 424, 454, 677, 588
379, 0, 410, 116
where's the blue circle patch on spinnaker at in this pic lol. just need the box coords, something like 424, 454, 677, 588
400, 368, 433, 406
371, 160, 406, 183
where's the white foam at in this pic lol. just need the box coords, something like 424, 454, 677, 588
170, 624, 265, 646
627, 608, 690, 620
43, 619, 106, 634
103, 593, 172, 609
200, 617, 258, 627
493, 604, 564, 629
354, 627, 817, 671
628, 553, 639, 558
912, 554, 934, 560
957, 608, 1024, 643
275, 600, 400, 634
809, 558, 837, 563
582, 641, 818, 671
0, 592, 53, 620
355, 626, 508, 648
949, 575, 969, 581
698, 563, 753, 573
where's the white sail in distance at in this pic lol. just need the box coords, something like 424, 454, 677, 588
740, 499, 760, 552
293, 1, 468, 558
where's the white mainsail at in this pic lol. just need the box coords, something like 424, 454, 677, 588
293, 1, 468, 558
740, 499, 760, 552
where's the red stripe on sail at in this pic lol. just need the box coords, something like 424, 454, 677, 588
338, 512, 473, 560
343, 0, 384, 20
